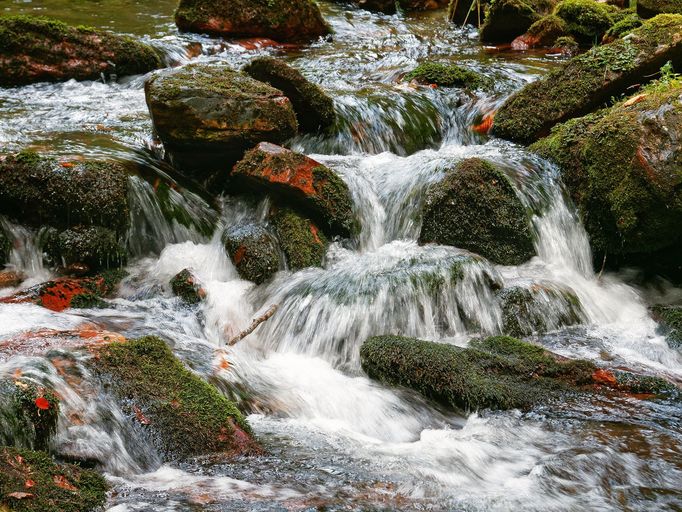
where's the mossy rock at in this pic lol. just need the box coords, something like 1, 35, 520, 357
527, 14, 569, 44
88, 336, 259, 460
492, 14, 682, 143
638, 0, 682, 18
603, 12, 643, 41
0, 380, 59, 452
554, 0, 616, 44
223, 223, 281, 284
170, 268, 205, 305
243, 57, 336, 133
0, 152, 129, 234
175, 0, 331, 43
360, 335, 597, 411
418, 158, 535, 265
42, 226, 126, 272
479, 0, 555, 43
404, 62, 484, 88
530, 84, 682, 265
497, 284, 583, 336
0, 447, 107, 512
144, 64, 298, 177
0, 15, 161, 86
272, 208, 327, 270
651, 304, 682, 347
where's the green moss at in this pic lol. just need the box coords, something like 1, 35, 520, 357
527, 14, 568, 43
638, 0, 682, 18
0, 380, 59, 451
604, 12, 642, 39
170, 268, 204, 304
272, 208, 327, 270
360, 335, 596, 412
554, 0, 615, 43
652, 304, 682, 347
404, 62, 484, 88
42, 226, 126, 272
0, 447, 107, 512
89, 336, 257, 459
418, 158, 535, 265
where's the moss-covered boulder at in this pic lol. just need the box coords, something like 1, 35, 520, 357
651, 305, 682, 347
145, 64, 298, 176
492, 15, 682, 144
418, 158, 535, 265
404, 62, 484, 88
170, 268, 205, 304
174, 0, 331, 43
43, 226, 126, 272
479, 0, 555, 43
223, 223, 281, 284
89, 336, 259, 460
512, 14, 568, 49
603, 11, 642, 41
497, 285, 583, 336
272, 208, 327, 270
0, 152, 129, 234
0, 380, 59, 451
553, 0, 616, 43
232, 143, 356, 238
0, 447, 107, 512
638, 0, 682, 18
0, 15, 161, 87
243, 57, 335, 133
530, 84, 682, 272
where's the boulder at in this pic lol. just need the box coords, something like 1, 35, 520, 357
88, 336, 260, 460
43, 226, 126, 272
479, 0, 555, 43
232, 143, 356, 238
638, 0, 682, 18
652, 305, 682, 347
170, 268, 206, 304
0, 447, 107, 512
418, 158, 535, 266
0, 379, 59, 451
603, 12, 643, 42
553, 0, 617, 43
0, 152, 130, 233
144, 64, 298, 175
512, 14, 568, 49
272, 208, 327, 270
243, 57, 336, 133
0, 15, 161, 87
223, 224, 281, 284
360, 335, 678, 412
404, 61, 484, 88
174, 0, 331, 43
530, 84, 682, 275
492, 15, 682, 144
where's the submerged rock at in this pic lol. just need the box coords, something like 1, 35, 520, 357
0, 152, 130, 234
0, 380, 59, 451
479, 0, 555, 43
418, 158, 535, 266
223, 223, 281, 284
144, 64, 297, 176
170, 268, 206, 305
0, 15, 161, 86
43, 226, 126, 272
404, 61, 483, 88
492, 14, 682, 143
272, 208, 328, 270
174, 0, 331, 43
232, 143, 356, 238
638, 0, 682, 18
243, 56, 336, 133
530, 84, 682, 277
88, 336, 260, 460
0, 446, 108, 512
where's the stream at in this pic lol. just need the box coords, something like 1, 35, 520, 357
1, 1, 681, 510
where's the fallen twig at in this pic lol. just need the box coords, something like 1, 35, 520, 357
228, 304, 279, 346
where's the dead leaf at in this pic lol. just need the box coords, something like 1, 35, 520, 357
53, 475, 77, 492
7, 492, 34, 499
133, 405, 151, 425
623, 93, 647, 107
24, 479, 35, 488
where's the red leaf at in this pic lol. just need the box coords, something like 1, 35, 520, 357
24, 479, 35, 488
35, 397, 50, 410
53, 475, 78, 492
133, 405, 151, 425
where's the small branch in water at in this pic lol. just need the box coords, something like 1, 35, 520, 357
227, 304, 278, 346
597, 253, 607, 281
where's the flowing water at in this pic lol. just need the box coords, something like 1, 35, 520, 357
1, 1, 681, 510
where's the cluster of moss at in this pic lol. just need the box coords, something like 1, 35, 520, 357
527, 14, 568, 44
553, 0, 615, 43
42, 226, 126, 272
223, 223, 281, 284
272, 208, 327, 270
0, 447, 107, 512
170, 268, 204, 304
243, 56, 336, 133
0, 380, 59, 451
638, 0, 682, 18
652, 304, 682, 347
89, 336, 258, 460
418, 158, 535, 265
492, 14, 682, 143
604, 12, 642, 40
404, 62, 484, 88
0, 15, 161, 86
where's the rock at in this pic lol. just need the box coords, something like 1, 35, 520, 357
418, 158, 535, 266
351, 0, 448, 13
0, 151, 130, 233
497, 285, 583, 336
88, 336, 260, 459
174, 0, 331, 43
479, 0, 555, 44
170, 268, 206, 304
603, 11, 642, 41
272, 208, 328, 270
638, 0, 682, 18
512, 14, 568, 49
492, 15, 682, 144
404, 61, 484, 88
553, 0, 617, 44
0, 270, 24, 289
530, 84, 682, 276
243, 56, 336, 133
232, 143, 356, 238
448, 0, 490, 25
552, 34, 580, 54
43, 226, 126, 272
223, 224, 281, 284
0, 446, 108, 512
144, 64, 298, 176
0, 15, 161, 87
651, 305, 682, 347
0, 380, 60, 451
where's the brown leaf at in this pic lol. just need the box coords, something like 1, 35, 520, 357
53, 475, 78, 492
7, 492, 34, 499
622, 93, 647, 107
133, 405, 151, 425
24, 480, 35, 488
